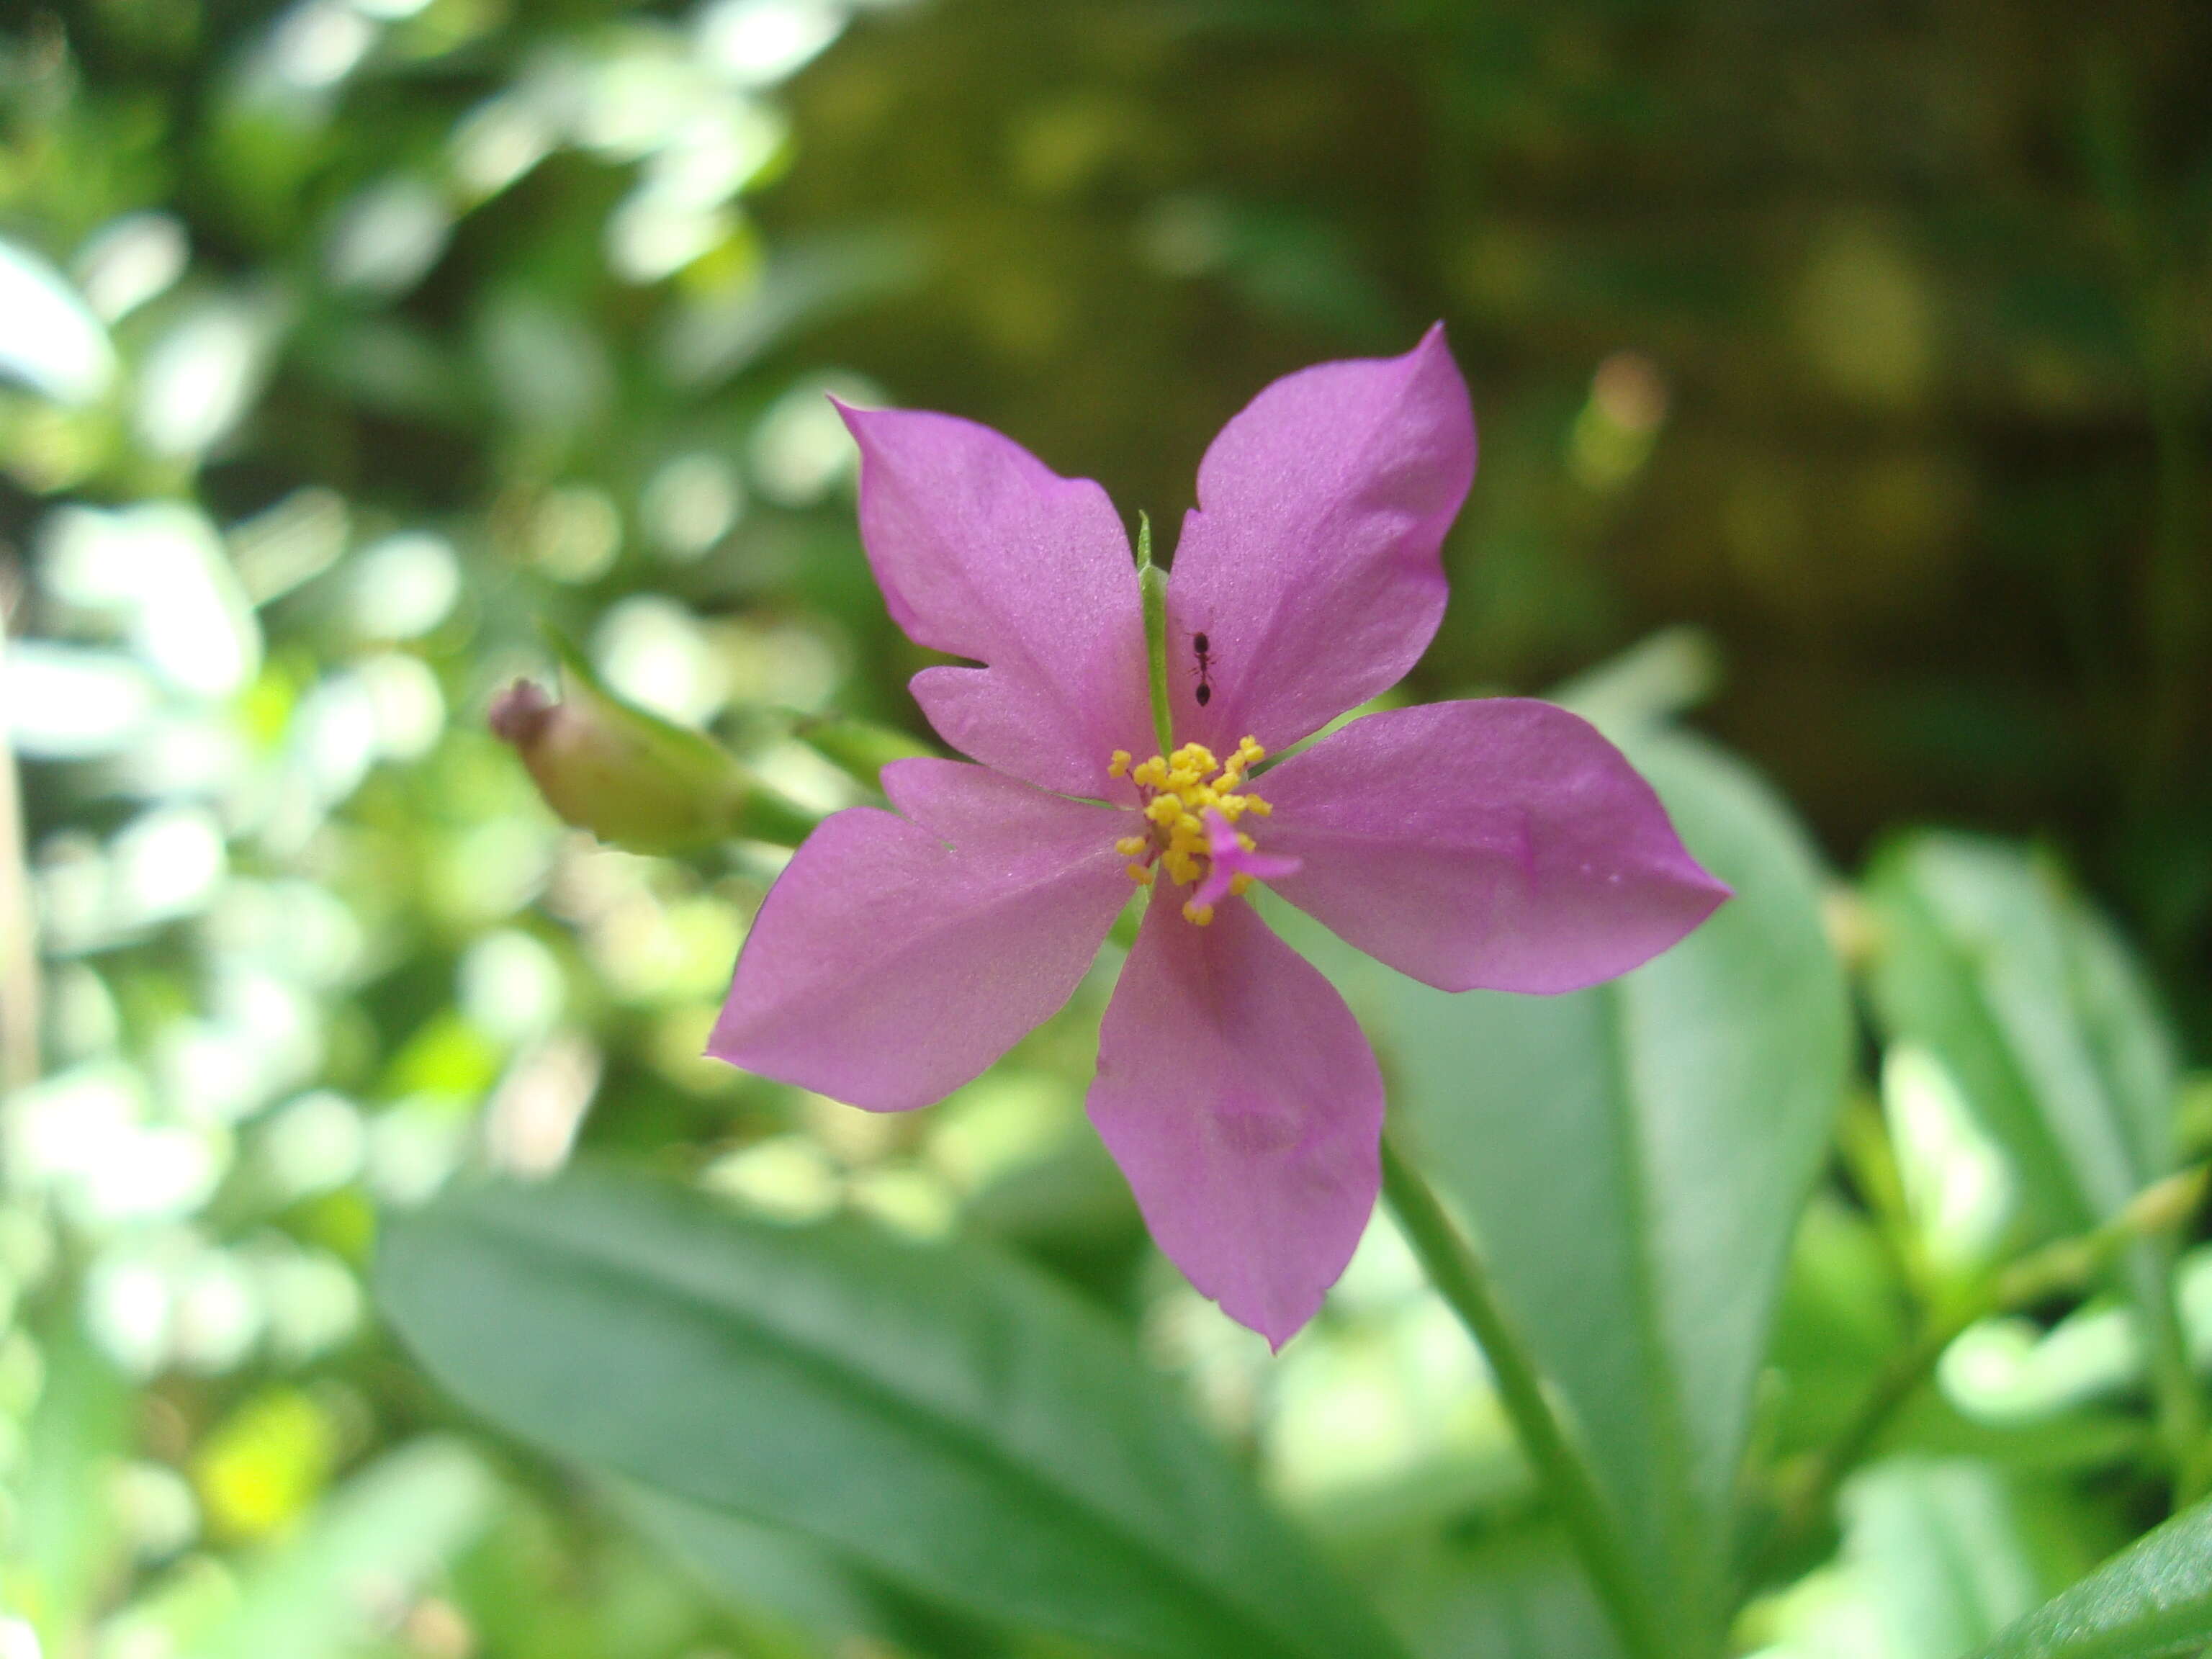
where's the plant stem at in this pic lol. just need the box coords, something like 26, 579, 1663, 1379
1380, 1130, 1671, 1659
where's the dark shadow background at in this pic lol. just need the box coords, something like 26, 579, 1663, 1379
762, 0, 2212, 1039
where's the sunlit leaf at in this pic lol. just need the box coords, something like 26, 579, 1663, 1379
0, 238, 115, 405
1838, 1459, 2044, 1659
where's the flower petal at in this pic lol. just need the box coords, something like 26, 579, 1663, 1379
1087, 891, 1384, 1348
709, 762, 1131, 1110
1165, 325, 1475, 754
1259, 698, 1730, 994
839, 401, 1153, 796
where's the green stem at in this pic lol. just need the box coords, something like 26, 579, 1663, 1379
1381, 1132, 1670, 1659
1136, 511, 1174, 757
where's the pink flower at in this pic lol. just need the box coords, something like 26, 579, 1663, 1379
709, 328, 1727, 1346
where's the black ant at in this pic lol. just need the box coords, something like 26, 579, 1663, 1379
1191, 631, 1215, 706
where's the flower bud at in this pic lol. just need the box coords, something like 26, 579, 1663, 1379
490, 657, 816, 855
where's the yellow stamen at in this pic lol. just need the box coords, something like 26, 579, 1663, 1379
1106, 734, 1275, 925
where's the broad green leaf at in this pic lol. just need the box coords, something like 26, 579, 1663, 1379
377, 1169, 1408, 1659
1275, 726, 1848, 1655
178, 1439, 493, 1659
1971, 1494, 2212, 1659
1863, 834, 2179, 1238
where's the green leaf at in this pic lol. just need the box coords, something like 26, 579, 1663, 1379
376, 1169, 1408, 1659
1366, 1523, 1624, 1659
1862, 833, 2179, 1240
1837, 1459, 2045, 1659
1970, 1494, 2212, 1659
1862, 835, 2196, 1485
1275, 725, 1849, 1655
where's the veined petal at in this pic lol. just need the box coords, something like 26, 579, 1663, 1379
839, 401, 1153, 796
1165, 325, 1475, 755
709, 763, 1131, 1111
1087, 891, 1384, 1348
1260, 699, 1730, 994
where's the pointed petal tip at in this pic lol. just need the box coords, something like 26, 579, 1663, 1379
1197, 1264, 1328, 1352
701, 1022, 935, 1114
827, 392, 881, 439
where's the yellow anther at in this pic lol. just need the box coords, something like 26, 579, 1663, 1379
1108, 741, 1282, 924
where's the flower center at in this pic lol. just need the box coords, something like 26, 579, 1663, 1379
1106, 738, 1279, 925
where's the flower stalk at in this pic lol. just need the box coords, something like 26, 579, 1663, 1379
1380, 1130, 1671, 1659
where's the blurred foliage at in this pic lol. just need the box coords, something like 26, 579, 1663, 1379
1, 2, 2210, 1659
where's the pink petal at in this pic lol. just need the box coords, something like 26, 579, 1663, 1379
1087, 891, 1385, 1348
1259, 699, 1730, 994
1164, 325, 1475, 755
839, 401, 1154, 797
709, 762, 1132, 1110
